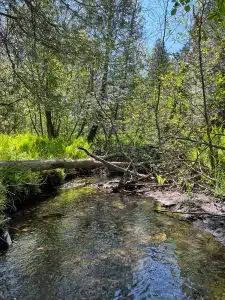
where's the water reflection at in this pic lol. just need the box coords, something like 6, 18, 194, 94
0, 187, 225, 299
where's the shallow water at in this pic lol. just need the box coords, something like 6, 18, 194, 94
0, 186, 225, 300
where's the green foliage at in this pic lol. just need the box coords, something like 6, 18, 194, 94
0, 133, 89, 160
156, 174, 167, 185
95, 133, 160, 164
214, 167, 225, 196
171, 0, 191, 15
65, 138, 90, 159
0, 0, 224, 204
209, 0, 225, 25
0, 168, 41, 202
0, 133, 90, 216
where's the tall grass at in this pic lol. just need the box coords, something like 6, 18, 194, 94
0, 133, 90, 217
0, 133, 89, 160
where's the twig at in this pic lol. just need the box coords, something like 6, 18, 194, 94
174, 137, 225, 151
159, 210, 225, 217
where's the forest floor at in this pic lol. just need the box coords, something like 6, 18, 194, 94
64, 177, 225, 246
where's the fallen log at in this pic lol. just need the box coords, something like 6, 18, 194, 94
0, 148, 152, 178
0, 158, 131, 171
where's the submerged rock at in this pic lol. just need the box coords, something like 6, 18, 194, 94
0, 228, 12, 251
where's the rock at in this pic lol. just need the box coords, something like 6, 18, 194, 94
203, 218, 209, 224
5, 230, 12, 246
0, 228, 12, 251
186, 215, 198, 221
162, 203, 177, 208
213, 228, 223, 236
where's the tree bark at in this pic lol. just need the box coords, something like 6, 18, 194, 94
45, 110, 56, 138
196, 4, 215, 170
0, 158, 131, 171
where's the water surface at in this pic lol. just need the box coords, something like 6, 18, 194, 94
0, 186, 225, 299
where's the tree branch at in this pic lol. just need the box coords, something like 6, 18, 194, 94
78, 147, 148, 179
0, 12, 17, 20
175, 137, 225, 151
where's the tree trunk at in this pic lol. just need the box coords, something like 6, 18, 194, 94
196, 4, 215, 170
45, 110, 56, 138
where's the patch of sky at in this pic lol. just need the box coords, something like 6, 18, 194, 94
141, 0, 193, 54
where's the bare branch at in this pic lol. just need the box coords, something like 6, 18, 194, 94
0, 11, 17, 20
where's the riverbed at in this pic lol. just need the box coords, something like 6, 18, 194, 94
0, 185, 225, 299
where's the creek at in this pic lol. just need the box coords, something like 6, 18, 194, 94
0, 185, 225, 299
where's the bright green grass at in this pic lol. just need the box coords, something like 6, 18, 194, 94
0, 133, 90, 218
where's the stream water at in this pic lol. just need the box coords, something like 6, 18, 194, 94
0, 185, 225, 299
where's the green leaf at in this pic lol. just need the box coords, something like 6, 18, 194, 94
184, 5, 190, 12
171, 8, 177, 16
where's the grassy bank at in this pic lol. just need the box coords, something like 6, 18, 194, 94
0, 133, 90, 219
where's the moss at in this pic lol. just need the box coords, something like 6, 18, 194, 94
41, 169, 65, 192
153, 201, 163, 212
38, 186, 96, 213
0, 167, 41, 210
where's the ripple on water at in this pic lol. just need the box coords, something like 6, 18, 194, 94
0, 188, 225, 300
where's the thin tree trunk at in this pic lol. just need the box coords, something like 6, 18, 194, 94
196, 4, 215, 170
45, 110, 56, 138
154, 0, 169, 149
155, 82, 162, 147
88, 2, 114, 143
27, 102, 39, 135
37, 102, 44, 135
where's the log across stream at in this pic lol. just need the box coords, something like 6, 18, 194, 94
0, 147, 148, 176
0, 158, 129, 171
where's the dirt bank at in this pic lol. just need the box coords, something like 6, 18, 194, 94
142, 189, 225, 245
7, 176, 224, 248
81, 178, 225, 246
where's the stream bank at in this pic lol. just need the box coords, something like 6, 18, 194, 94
143, 189, 225, 246
0, 169, 65, 250
76, 178, 225, 246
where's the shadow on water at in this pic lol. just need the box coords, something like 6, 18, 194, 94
0, 186, 225, 299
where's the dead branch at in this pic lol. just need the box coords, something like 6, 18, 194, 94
78, 147, 149, 179
158, 210, 225, 217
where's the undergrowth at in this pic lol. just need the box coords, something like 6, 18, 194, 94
0, 133, 90, 219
